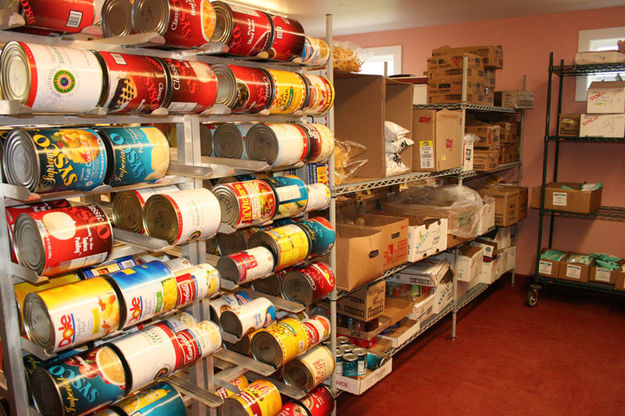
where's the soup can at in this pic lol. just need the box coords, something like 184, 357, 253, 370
209, 292, 251, 322
161, 58, 217, 113
97, 51, 169, 114
283, 345, 335, 391
143, 188, 221, 245
261, 175, 308, 220
298, 385, 335, 416
302, 75, 335, 115
220, 297, 276, 338
158, 311, 198, 333
251, 317, 309, 367
302, 315, 331, 348
245, 124, 309, 167
223, 329, 258, 357
174, 263, 220, 308
174, 321, 222, 370
296, 217, 335, 258
366, 352, 388, 371
267, 15, 305, 62
15, 204, 113, 276
19, 0, 98, 33
211, 2, 273, 57
112, 185, 180, 233
217, 246, 275, 285
265, 69, 307, 114
299, 124, 335, 164
215, 375, 249, 399
213, 64, 273, 113
251, 272, 283, 296
113, 381, 185, 416
213, 123, 254, 159
217, 230, 248, 256
339, 344, 354, 355
282, 262, 335, 305
301, 36, 331, 67
342, 353, 358, 377
248, 224, 311, 271
222, 379, 282, 416
81, 256, 137, 279
3, 128, 107, 193
213, 179, 276, 229
305, 183, 331, 213
278, 402, 310, 416
353, 348, 368, 376
105, 261, 177, 329
30, 346, 128, 416
101, 0, 133, 37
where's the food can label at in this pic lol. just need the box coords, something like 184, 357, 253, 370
229, 246, 275, 284
115, 381, 185, 415
229, 65, 272, 113
231, 297, 276, 336
20, 0, 97, 33
233, 379, 282, 416
297, 218, 335, 258
175, 264, 220, 308
301, 36, 330, 66
163, 59, 217, 113
302, 124, 334, 163
264, 317, 309, 363
301, 263, 335, 302
299, 346, 335, 388
210, 292, 251, 320
226, 5, 272, 56
267, 124, 309, 167
268, 16, 305, 61
163, 0, 216, 47
263, 175, 308, 219
224, 180, 276, 228
303, 315, 331, 347
164, 257, 193, 273
133, 185, 181, 206
163, 189, 221, 244
300, 386, 334, 416
175, 321, 221, 369
81, 256, 137, 279
158, 312, 197, 333
267, 70, 307, 114
305, 183, 331, 212
107, 261, 177, 328
303, 75, 334, 115
216, 375, 249, 399
265, 224, 310, 271
278, 403, 310, 416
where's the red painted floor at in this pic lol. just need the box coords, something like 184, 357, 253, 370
337, 276, 625, 415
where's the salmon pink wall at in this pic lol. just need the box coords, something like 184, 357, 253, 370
337, 7, 625, 276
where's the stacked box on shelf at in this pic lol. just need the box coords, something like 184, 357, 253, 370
432, 45, 504, 69
466, 122, 501, 171
580, 81, 625, 138
427, 52, 493, 105
478, 184, 528, 226
412, 109, 464, 172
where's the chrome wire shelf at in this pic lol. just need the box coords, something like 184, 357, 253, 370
547, 135, 625, 143
413, 103, 518, 113
541, 206, 625, 222
552, 62, 625, 77
534, 276, 625, 295
459, 161, 521, 179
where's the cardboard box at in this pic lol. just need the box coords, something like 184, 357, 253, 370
407, 293, 435, 321
337, 280, 386, 322
337, 315, 392, 340
466, 124, 501, 148
480, 226, 512, 250
586, 80, 625, 114
463, 134, 474, 171
530, 182, 602, 213
478, 185, 528, 226
378, 318, 420, 347
445, 245, 484, 282
335, 356, 392, 395
502, 246, 517, 273
432, 45, 503, 69
405, 216, 448, 262
473, 149, 498, 171
336, 225, 385, 291
412, 109, 463, 172
485, 69, 497, 89
478, 197, 496, 235
428, 78, 487, 95
431, 274, 454, 314
480, 257, 503, 284
427, 52, 483, 71
579, 114, 625, 138
532, 249, 566, 279
428, 89, 493, 106
387, 257, 450, 287
558, 253, 592, 282
589, 261, 623, 285
615, 272, 625, 291
559, 114, 581, 137
494, 91, 535, 108
427, 67, 487, 82
470, 239, 498, 259
495, 122, 515, 143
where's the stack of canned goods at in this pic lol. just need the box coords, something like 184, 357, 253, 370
332, 336, 389, 378
278, 385, 335, 416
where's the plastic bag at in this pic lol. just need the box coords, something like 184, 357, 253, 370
386, 152, 410, 176
334, 138, 368, 185
385, 121, 410, 142
333, 41, 368, 72
385, 137, 414, 153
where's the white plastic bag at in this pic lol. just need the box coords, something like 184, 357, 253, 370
384, 121, 410, 142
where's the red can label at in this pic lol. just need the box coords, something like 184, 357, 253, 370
278, 403, 309, 416
299, 386, 335, 416
229, 65, 272, 113
20, 0, 96, 33
175, 329, 201, 368
161, 0, 216, 47
226, 4, 272, 56
302, 315, 331, 348
268, 15, 305, 61
162, 58, 217, 113
227, 180, 276, 228
154, 322, 184, 370
99, 52, 168, 114
300, 262, 335, 302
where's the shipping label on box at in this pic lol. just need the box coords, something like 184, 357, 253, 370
587, 81, 625, 114
580, 114, 625, 138
559, 114, 581, 137
419, 140, 435, 170
539, 260, 553, 275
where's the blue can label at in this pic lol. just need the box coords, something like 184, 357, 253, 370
297, 217, 335, 257
114, 381, 185, 416
81, 256, 138, 279
342, 357, 358, 377
263, 175, 309, 219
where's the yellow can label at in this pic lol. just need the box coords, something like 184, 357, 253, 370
233, 379, 282, 416
266, 224, 310, 271
264, 317, 310, 364
216, 374, 249, 399
267, 69, 307, 114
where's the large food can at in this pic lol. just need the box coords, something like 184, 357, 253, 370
266, 69, 307, 114
296, 217, 335, 258
143, 188, 221, 245
113, 381, 186, 416
222, 379, 282, 416
97, 51, 169, 114
219, 297, 276, 338
299, 124, 335, 164
19, 0, 98, 33
174, 321, 222, 370
209, 291, 251, 322
112, 185, 180, 233
174, 263, 220, 308
3, 128, 107, 193
248, 224, 311, 271
215, 375, 249, 399
267, 16, 305, 62
213, 64, 273, 114
213, 123, 254, 159
278, 402, 310, 416
30, 346, 128, 416
161, 58, 217, 113
251, 317, 310, 367
216, 229, 248, 256
261, 175, 309, 220
301, 36, 331, 67
96, 126, 170, 187
283, 345, 335, 391
132, 0, 216, 48
297, 385, 335, 416
303, 315, 331, 349
302, 75, 335, 115
213, 180, 276, 229
282, 262, 335, 305
101, 0, 133, 37
14, 204, 113, 276
251, 272, 283, 297
305, 183, 331, 213
211, 2, 273, 57
217, 246, 275, 285
245, 124, 309, 167
157, 311, 198, 332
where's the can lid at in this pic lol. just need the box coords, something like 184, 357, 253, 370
216, 255, 242, 284
284, 360, 312, 391
281, 271, 313, 305
213, 124, 245, 159
112, 191, 145, 233
343, 352, 358, 361
14, 214, 45, 274
30, 367, 64, 416
211, 2, 232, 44
251, 330, 283, 367
4, 129, 39, 192
219, 309, 243, 338
102, 0, 133, 37
132, 0, 169, 35
212, 65, 237, 108
1, 42, 30, 103
23, 294, 54, 352
213, 185, 239, 228
142, 194, 180, 244
245, 124, 278, 164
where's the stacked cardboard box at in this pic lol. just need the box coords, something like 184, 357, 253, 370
477, 184, 528, 226
579, 81, 625, 138
496, 121, 521, 163
466, 122, 500, 171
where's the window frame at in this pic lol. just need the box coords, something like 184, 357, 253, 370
360, 45, 403, 76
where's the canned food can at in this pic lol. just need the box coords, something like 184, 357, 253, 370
113, 381, 185, 416
211, 2, 273, 57
342, 353, 358, 377
261, 175, 308, 220
282, 262, 335, 305
366, 352, 388, 371
215, 375, 249, 399
305, 183, 331, 213
251, 317, 309, 367
337, 336, 350, 345
81, 256, 137, 279
216, 229, 248, 256
174, 263, 220, 308
30, 346, 128, 416
166, 123, 213, 156
213, 64, 273, 113
143, 188, 221, 245
248, 224, 311, 272
98, 51, 168, 114
20, 0, 97, 33
112, 185, 180, 233
222, 379, 282, 416
161, 58, 217, 113
15, 204, 113, 276
301, 36, 330, 67
302, 315, 331, 348
299, 124, 335, 164
132, 0, 216, 48
174, 321, 222, 370
217, 246, 275, 285
213, 179, 276, 229
213, 123, 254, 159
94, 408, 123, 416
278, 402, 310, 416
4, 128, 107, 193
297, 385, 335, 416
302, 75, 334, 115
353, 348, 367, 376
209, 291, 251, 322
283, 345, 335, 391
101, 0, 133, 37
339, 344, 354, 355
245, 124, 309, 167
267, 15, 305, 62
266, 69, 307, 114
163, 257, 193, 274
251, 272, 283, 296
335, 350, 344, 376
96, 126, 170, 187
158, 311, 197, 333
296, 217, 335, 258
219, 297, 276, 338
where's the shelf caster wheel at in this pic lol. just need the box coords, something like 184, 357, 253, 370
526, 289, 538, 307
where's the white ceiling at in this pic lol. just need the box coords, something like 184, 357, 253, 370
230, 0, 625, 37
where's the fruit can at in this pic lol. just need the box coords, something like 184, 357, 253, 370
219, 297, 276, 338
30, 345, 128, 416
158, 311, 198, 333
305, 183, 331, 213
248, 224, 311, 272
161, 58, 217, 113
299, 124, 335, 164
100, 0, 133, 37
112, 185, 180, 234
97, 51, 169, 114
174, 263, 221, 308
163, 257, 193, 274
222, 379, 282, 416
174, 321, 222, 370
4, 128, 107, 193
106, 260, 177, 329
80, 256, 137, 279
261, 175, 309, 220
217, 246, 275, 285
296, 217, 335, 258
19, 0, 98, 33
212, 64, 273, 113
96, 126, 170, 187
213, 179, 276, 229
301, 36, 331, 66
265, 69, 307, 114
215, 375, 249, 399
282, 262, 335, 305
14, 204, 113, 276
302, 315, 331, 348
143, 188, 221, 245
245, 123, 309, 167
209, 291, 251, 322
251, 317, 309, 367
267, 15, 305, 61
113, 381, 186, 416
283, 345, 335, 391
302, 74, 335, 115
278, 402, 310, 416
211, 2, 273, 57
297, 385, 335, 416
132, 0, 216, 48
212, 123, 254, 159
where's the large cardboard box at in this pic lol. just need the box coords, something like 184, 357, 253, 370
412, 109, 463, 172
432, 45, 503, 69
586, 81, 625, 114
466, 124, 501, 148
431, 274, 454, 314
478, 185, 528, 226
427, 52, 483, 71
428, 88, 494, 106
494, 91, 534, 108
427, 67, 487, 82
337, 280, 386, 322
480, 257, 503, 284
589, 261, 623, 285
532, 249, 566, 279
496, 122, 515, 143
443, 245, 484, 282
559, 114, 581, 137
473, 149, 498, 171
558, 254, 592, 282
579, 114, 625, 138
335, 357, 392, 395
530, 182, 602, 213
336, 225, 385, 291
404, 216, 448, 262
428, 78, 487, 95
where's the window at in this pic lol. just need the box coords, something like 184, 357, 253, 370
575, 27, 625, 101
360, 45, 402, 76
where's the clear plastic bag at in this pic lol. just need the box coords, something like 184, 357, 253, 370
385, 137, 414, 153
333, 41, 369, 73
334, 138, 368, 185
385, 121, 410, 142
386, 152, 410, 176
